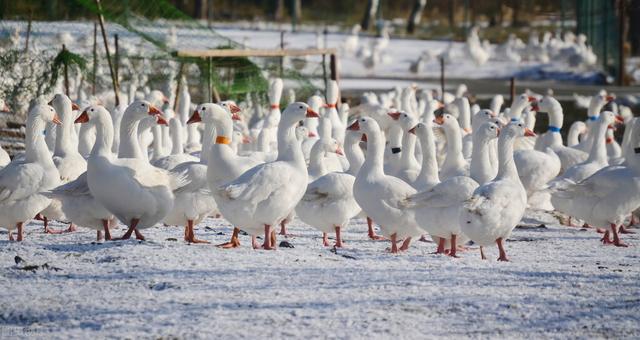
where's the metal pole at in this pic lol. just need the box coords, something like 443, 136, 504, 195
173, 63, 184, 111
95, 0, 120, 106
322, 53, 328, 99
63, 45, 69, 97
114, 34, 119, 87
618, 0, 626, 86
330, 53, 340, 105
92, 22, 97, 95
510, 77, 515, 105
440, 57, 445, 100
24, 11, 32, 53
280, 31, 285, 77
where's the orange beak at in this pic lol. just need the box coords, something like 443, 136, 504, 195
524, 128, 536, 137
531, 104, 540, 111
387, 112, 401, 120
347, 120, 360, 131
528, 96, 537, 102
606, 95, 615, 102
360, 134, 367, 142
489, 110, 497, 117
496, 127, 501, 136
408, 125, 417, 135
156, 115, 168, 125
335, 146, 344, 156
71, 103, 80, 110
75, 111, 89, 124
52, 114, 62, 125
231, 113, 242, 121
614, 115, 624, 123
230, 104, 241, 114
434, 115, 445, 125
242, 135, 252, 144
308, 131, 317, 138
187, 111, 202, 124
306, 107, 319, 118
148, 106, 162, 116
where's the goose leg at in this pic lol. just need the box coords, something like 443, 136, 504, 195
102, 220, 112, 241
262, 225, 275, 250
496, 238, 508, 261
367, 217, 385, 240
8, 230, 14, 241
16, 222, 23, 242
118, 218, 139, 240
388, 233, 398, 253
322, 232, 330, 247
218, 227, 241, 248
185, 220, 209, 244
480, 246, 487, 260
279, 219, 291, 237
448, 234, 459, 258
334, 226, 344, 248
610, 224, 628, 247
134, 228, 145, 241
97, 230, 103, 242
252, 235, 261, 249
271, 230, 277, 249
433, 237, 446, 254
399, 237, 412, 251
601, 230, 612, 244
66, 223, 77, 232
629, 214, 637, 227
619, 225, 635, 234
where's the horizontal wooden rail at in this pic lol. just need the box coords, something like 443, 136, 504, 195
173, 48, 338, 58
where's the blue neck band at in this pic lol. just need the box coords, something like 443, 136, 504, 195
588, 116, 598, 121
548, 126, 561, 133
510, 118, 519, 122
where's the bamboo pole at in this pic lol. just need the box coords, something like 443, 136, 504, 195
95, 0, 120, 106
510, 77, 515, 105
24, 12, 32, 53
92, 22, 97, 95
440, 57, 445, 101
63, 45, 70, 97
173, 63, 185, 111
114, 34, 120, 87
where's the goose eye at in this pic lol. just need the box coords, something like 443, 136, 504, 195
299, 106, 303, 109
490, 126, 494, 129
361, 119, 365, 122
91, 109, 94, 112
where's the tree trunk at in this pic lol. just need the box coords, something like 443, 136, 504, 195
448, 0, 457, 28
361, 0, 379, 31
407, 0, 427, 34
275, 0, 285, 21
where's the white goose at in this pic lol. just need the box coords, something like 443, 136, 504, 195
435, 113, 469, 180
0, 104, 61, 241
85, 101, 185, 240
296, 138, 360, 247
350, 117, 423, 253
0, 144, 10, 169
460, 122, 535, 261
189, 103, 262, 248
567, 121, 588, 147
388, 111, 421, 184
401, 121, 479, 257
550, 117, 640, 247
215, 102, 318, 250
549, 111, 623, 191
152, 118, 199, 170
469, 121, 501, 185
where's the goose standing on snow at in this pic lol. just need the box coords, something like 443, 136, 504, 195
460, 122, 536, 261
350, 117, 423, 253
215, 103, 318, 250
85, 101, 186, 240
296, 138, 360, 247
0, 104, 61, 241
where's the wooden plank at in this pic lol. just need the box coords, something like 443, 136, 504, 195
174, 48, 338, 58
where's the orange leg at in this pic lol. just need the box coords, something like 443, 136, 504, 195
496, 237, 508, 261
334, 226, 344, 248
610, 223, 628, 247
448, 234, 459, 258
367, 217, 385, 240
218, 227, 241, 248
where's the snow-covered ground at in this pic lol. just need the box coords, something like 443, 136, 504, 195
1, 211, 638, 338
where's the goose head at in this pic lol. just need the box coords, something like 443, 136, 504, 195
75, 105, 109, 125
472, 109, 497, 128
500, 121, 536, 141
48, 94, 80, 120
314, 137, 343, 156
475, 121, 501, 141
433, 113, 459, 132
31, 104, 62, 126
509, 93, 536, 121
598, 111, 624, 128
189, 103, 240, 125
125, 100, 163, 121
347, 116, 380, 141
281, 102, 319, 126
588, 93, 615, 118
388, 110, 417, 133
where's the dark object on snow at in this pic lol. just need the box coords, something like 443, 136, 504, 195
279, 241, 294, 248
14, 255, 24, 265
239, 230, 249, 236
16, 263, 62, 272
166, 238, 177, 242
330, 246, 357, 260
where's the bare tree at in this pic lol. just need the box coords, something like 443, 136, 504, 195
361, 0, 379, 31
407, 0, 427, 34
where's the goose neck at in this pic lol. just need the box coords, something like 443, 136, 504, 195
25, 116, 50, 164
416, 130, 440, 186
361, 129, 385, 177
586, 121, 608, 163
496, 136, 519, 180
118, 114, 143, 159
91, 114, 114, 158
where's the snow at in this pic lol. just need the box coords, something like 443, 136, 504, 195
1, 211, 638, 338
